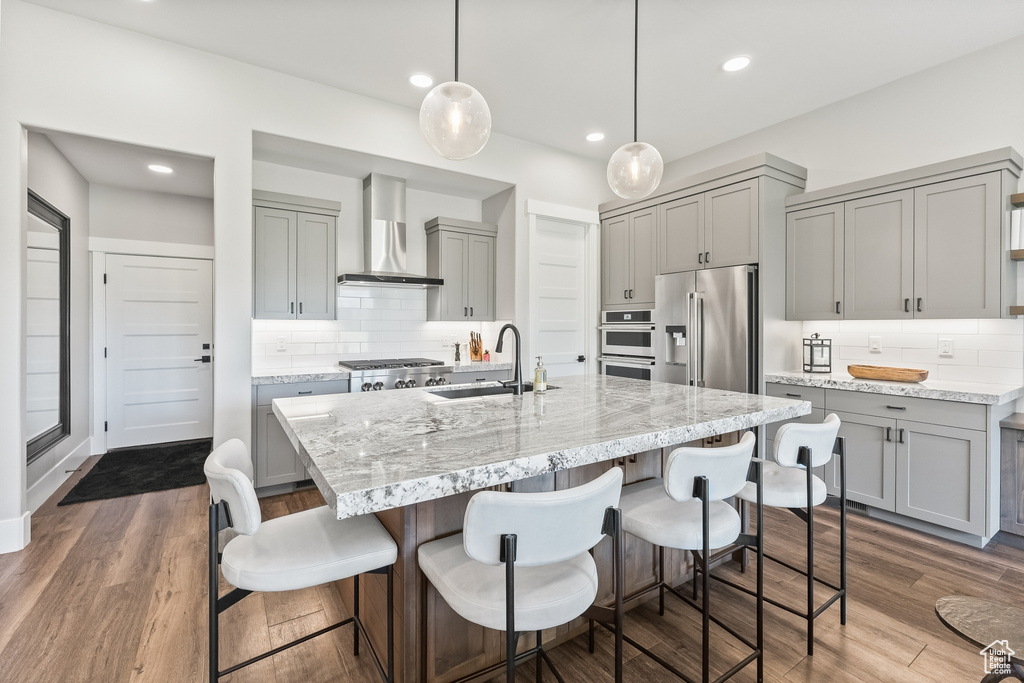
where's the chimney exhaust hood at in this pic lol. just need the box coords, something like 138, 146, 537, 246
338, 173, 443, 288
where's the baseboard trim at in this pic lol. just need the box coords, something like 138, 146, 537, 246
0, 511, 31, 554
27, 439, 91, 512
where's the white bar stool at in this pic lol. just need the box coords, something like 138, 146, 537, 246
731, 413, 847, 656
591, 431, 764, 683
418, 467, 624, 683
204, 438, 398, 682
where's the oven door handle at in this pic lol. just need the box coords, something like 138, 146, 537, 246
598, 356, 656, 366
598, 324, 656, 331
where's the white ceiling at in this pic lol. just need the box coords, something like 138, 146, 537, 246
23, 0, 1024, 166
38, 129, 215, 198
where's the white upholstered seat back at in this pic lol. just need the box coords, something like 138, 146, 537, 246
462, 467, 623, 567
774, 413, 841, 469
204, 438, 262, 536
664, 431, 756, 503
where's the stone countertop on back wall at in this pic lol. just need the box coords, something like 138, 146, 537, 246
252, 361, 513, 385
766, 370, 1024, 405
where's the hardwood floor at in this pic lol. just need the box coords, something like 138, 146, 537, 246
1, 455, 1019, 682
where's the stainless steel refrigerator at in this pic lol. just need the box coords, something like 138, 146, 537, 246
652, 265, 758, 393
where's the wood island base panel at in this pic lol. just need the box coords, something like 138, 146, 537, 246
272, 375, 809, 683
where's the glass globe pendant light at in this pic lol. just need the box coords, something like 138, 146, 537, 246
420, 0, 491, 160
607, 0, 663, 199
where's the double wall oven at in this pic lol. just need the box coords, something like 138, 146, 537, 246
598, 309, 655, 380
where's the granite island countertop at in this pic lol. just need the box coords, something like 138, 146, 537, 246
765, 370, 1024, 405
273, 374, 810, 519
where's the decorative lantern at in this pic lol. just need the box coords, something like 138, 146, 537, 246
803, 333, 832, 373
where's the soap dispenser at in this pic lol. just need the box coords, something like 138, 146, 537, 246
533, 356, 547, 393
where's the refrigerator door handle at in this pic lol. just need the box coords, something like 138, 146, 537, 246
688, 292, 696, 386
693, 293, 705, 388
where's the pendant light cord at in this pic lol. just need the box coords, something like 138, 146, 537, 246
455, 0, 460, 82
633, 0, 638, 143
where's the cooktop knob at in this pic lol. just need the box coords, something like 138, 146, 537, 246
425, 378, 436, 386
361, 382, 373, 392
406, 379, 417, 388
372, 381, 384, 391
395, 380, 407, 389
436, 377, 447, 385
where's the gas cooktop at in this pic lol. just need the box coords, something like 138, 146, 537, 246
338, 358, 446, 371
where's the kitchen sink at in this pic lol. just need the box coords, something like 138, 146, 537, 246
426, 382, 557, 400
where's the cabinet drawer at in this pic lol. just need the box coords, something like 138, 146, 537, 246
766, 382, 825, 409
824, 389, 985, 431
256, 380, 349, 406
453, 370, 511, 384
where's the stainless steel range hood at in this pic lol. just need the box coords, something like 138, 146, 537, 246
338, 173, 443, 287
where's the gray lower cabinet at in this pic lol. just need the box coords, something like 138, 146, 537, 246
426, 218, 497, 322
253, 191, 339, 321
252, 380, 348, 488
999, 415, 1024, 537
768, 382, 993, 538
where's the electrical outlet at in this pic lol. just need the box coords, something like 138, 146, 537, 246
939, 338, 953, 357
869, 335, 882, 353
276, 336, 287, 352
442, 337, 452, 347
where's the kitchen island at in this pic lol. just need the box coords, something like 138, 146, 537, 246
273, 375, 808, 683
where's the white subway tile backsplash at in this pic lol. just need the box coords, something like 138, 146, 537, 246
285, 343, 317, 355
932, 365, 1024, 384
836, 346, 903, 362
362, 298, 402, 310
253, 330, 289, 344
902, 348, 978, 366
291, 354, 341, 368
336, 308, 382, 321
338, 342, 362, 354
315, 342, 338, 354
361, 320, 403, 331
253, 355, 291, 371
950, 334, 1023, 352
362, 341, 402, 354
902, 319, 979, 334
978, 319, 1024, 335
292, 330, 338, 343
838, 320, 904, 334
337, 297, 362, 309
979, 350, 1024, 369
884, 333, 939, 349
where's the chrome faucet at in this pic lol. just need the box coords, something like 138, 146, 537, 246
495, 323, 524, 396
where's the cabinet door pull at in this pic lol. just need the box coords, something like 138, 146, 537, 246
297, 390, 313, 395
886, 405, 907, 411
785, 392, 802, 398
290, 302, 294, 314
904, 298, 910, 313
464, 306, 468, 317
835, 301, 841, 315
629, 289, 633, 299
698, 252, 703, 264
897, 428, 905, 444
624, 289, 629, 300
916, 297, 923, 312
885, 427, 892, 442
705, 251, 710, 264
470, 307, 474, 317
299, 302, 303, 315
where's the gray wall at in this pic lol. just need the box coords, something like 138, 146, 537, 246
25, 132, 90, 489
90, 184, 214, 246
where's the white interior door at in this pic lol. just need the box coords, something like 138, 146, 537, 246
530, 216, 589, 378
105, 254, 213, 449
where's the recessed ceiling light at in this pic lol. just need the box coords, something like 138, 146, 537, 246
409, 73, 433, 88
722, 56, 751, 72
148, 164, 173, 174
586, 132, 605, 142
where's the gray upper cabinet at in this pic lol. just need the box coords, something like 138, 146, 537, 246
658, 193, 704, 274
426, 217, 497, 322
253, 191, 339, 321
658, 178, 759, 274
843, 190, 914, 320
914, 174, 1001, 319
786, 149, 1021, 320
601, 207, 656, 307
705, 178, 759, 269
786, 204, 844, 320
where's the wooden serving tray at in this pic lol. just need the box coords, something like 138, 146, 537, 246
848, 364, 929, 382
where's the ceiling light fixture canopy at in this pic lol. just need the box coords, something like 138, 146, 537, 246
419, 0, 491, 160
607, 0, 663, 200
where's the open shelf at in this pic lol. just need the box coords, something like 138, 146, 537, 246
1012, 192, 1024, 208
1010, 306, 1024, 316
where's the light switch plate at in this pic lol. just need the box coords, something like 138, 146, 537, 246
869, 335, 882, 353
939, 338, 953, 357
